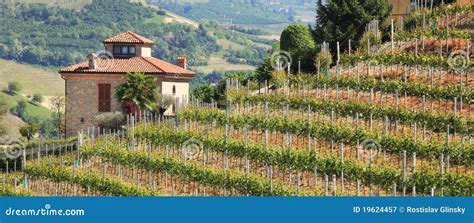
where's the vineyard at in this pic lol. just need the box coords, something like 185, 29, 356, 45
0, 2, 473, 197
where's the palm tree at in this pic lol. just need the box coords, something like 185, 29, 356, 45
115, 72, 158, 113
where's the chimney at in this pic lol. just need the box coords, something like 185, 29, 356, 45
177, 55, 187, 69
88, 53, 98, 70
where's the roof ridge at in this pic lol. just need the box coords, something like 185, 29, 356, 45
127, 31, 153, 44
103, 32, 154, 44
126, 31, 143, 43
141, 57, 164, 72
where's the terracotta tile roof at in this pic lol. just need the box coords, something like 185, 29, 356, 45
60, 57, 195, 75
143, 57, 194, 75
103, 31, 155, 44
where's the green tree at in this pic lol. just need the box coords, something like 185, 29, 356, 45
7, 81, 22, 95
115, 72, 158, 112
280, 24, 316, 72
192, 84, 217, 103
313, 0, 392, 58
11, 100, 27, 117
253, 57, 273, 92
19, 123, 38, 143
51, 96, 65, 138
31, 93, 44, 105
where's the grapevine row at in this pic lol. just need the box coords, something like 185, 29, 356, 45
286, 75, 474, 103
180, 107, 473, 165
24, 163, 158, 196
230, 92, 470, 134
81, 143, 299, 196
395, 28, 472, 41
340, 52, 473, 72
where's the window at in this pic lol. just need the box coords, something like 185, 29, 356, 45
112, 45, 136, 56
172, 85, 176, 95
98, 84, 111, 112
113, 46, 121, 55
121, 46, 129, 55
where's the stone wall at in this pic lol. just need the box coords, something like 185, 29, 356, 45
65, 76, 124, 136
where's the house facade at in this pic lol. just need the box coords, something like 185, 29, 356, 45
60, 31, 196, 136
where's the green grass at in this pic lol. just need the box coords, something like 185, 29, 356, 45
191, 57, 255, 73
0, 59, 64, 96
143, 13, 166, 25
0, 92, 52, 121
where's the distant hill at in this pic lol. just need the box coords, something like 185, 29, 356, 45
149, 0, 295, 25
0, 0, 221, 67
0, 0, 271, 72
148, 0, 316, 34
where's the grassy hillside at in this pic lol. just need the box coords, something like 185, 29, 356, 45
0, 56, 59, 140
0, 59, 60, 140
0, 59, 64, 96
0, 92, 52, 121
191, 57, 255, 73
0, 113, 24, 140
0, 91, 55, 140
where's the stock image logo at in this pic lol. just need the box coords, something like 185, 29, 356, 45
448, 50, 470, 73
182, 138, 203, 160
270, 50, 293, 70
0, 46, 29, 75
93, 50, 115, 71
361, 138, 383, 159
361, 138, 381, 151
0, 136, 25, 159
467, 133, 473, 143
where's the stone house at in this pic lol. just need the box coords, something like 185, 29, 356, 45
60, 31, 196, 136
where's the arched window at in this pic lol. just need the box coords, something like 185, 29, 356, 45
172, 85, 176, 95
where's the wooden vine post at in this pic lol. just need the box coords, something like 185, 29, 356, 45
402, 150, 407, 196
412, 152, 416, 196
391, 19, 394, 54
